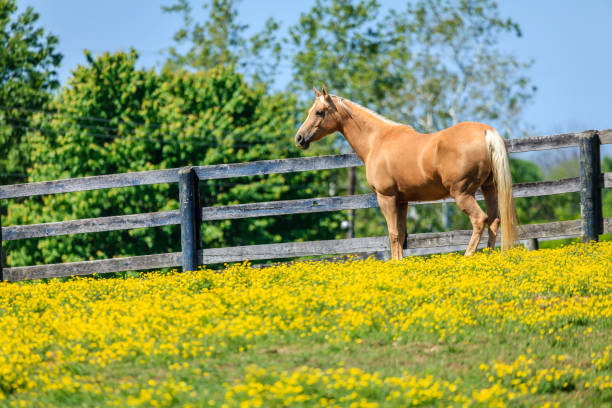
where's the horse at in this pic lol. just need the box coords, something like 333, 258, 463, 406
295, 85, 518, 259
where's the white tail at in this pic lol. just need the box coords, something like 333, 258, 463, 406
485, 129, 518, 251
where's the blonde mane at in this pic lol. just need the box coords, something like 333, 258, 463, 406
331, 95, 401, 126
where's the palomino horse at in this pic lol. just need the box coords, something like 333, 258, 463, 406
295, 86, 518, 259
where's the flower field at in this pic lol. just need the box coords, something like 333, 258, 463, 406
1, 242, 611, 407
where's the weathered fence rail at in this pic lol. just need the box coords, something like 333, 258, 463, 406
1, 129, 611, 282
0, 176, 593, 241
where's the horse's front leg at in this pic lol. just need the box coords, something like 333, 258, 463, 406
376, 193, 407, 260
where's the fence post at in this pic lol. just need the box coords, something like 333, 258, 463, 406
523, 238, 539, 251
579, 131, 602, 242
347, 167, 355, 239
0, 201, 3, 282
179, 167, 202, 272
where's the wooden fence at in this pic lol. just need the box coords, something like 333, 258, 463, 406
1, 129, 611, 282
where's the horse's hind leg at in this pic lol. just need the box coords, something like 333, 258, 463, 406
453, 193, 488, 257
482, 181, 500, 249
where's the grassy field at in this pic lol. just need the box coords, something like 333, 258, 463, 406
1, 242, 611, 407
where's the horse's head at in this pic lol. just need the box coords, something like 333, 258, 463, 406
295, 85, 341, 150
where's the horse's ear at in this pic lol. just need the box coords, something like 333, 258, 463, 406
321, 84, 328, 96
313, 85, 321, 97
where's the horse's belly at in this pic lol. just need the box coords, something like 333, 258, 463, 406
367, 168, 449, 202
397, 181, 449, 202
366, 151, 448, 200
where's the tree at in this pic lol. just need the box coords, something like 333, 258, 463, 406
289, 0, 404, 107
289, 0, 536, 236
290, 0, 535, 134
5, 51, 342, 268
0, 0, 62, 185
387, 0, 535, 135
162, 0, 281, 85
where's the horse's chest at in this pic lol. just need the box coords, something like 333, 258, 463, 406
365, 160, 418, 194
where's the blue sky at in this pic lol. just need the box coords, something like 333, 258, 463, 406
18, 0, 612, 138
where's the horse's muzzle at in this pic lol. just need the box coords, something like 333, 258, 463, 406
295, 133, 310, 150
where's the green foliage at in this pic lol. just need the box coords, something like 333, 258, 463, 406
509, 158, 558, 225
162, 0, 281, 85
601, 157, 612, 242
390, 0, 535, 134
0, 0, 61, 185
603, 157, 612, 218
536, 153, 592, 229
289, 0, 402, 107
5, 51, 343, 267
510, 157, 541, 183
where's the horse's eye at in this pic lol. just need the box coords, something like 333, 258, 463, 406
316, 110, 325, 117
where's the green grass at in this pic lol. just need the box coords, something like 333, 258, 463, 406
1, 243, 611, 407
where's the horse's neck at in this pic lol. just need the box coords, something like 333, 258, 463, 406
335, 98, 395, 163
